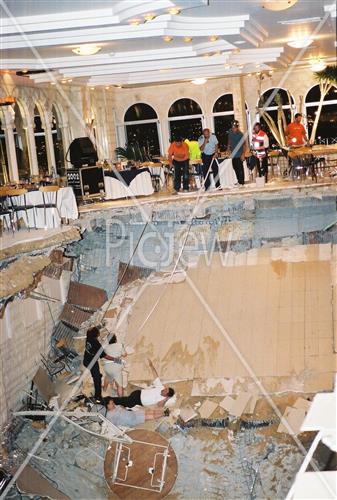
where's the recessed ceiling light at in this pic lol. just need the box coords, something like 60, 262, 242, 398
287, 36, 313, 48
191, 78, 207, 85
310, 58, 327, 72
129, 19, 141, 26
168, 7, 180, 15
67, 79, 72, 82
184, 36, 193, 42
144, 13, 156, 21
247, 73, 252, 77
21, 68, 28, 73
72, 44, 101, 56
105, 86, 110, 89
50, 82, 56, 85
261, 0, 298, 11
209, 35, 218, 42
90, 87, 95, 90
61, 80, 67, 83
163, 36, 173, 42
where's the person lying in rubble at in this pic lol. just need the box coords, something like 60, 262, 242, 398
112, 359, 175, 408
95, 397, 166, 427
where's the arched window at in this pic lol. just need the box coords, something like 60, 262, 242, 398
51, 105, 65, 175
305, 84, 337, 144
13, 103, 30, 178
257, 88, 295, 146
123, 103, 161, 158
212, 94, 234, 150
168, 98, 203, 142
34, 105, 48, 175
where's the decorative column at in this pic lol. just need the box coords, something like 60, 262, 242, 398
40, 106, 56, 175
233, 75, 249, 147
22, 105, 39, 176
0, 106, 19, 182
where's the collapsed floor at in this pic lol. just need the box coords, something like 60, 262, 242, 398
0, 187, 336, 499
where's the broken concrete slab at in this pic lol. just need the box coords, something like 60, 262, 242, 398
198, 400, 218, 419
277, 406, 307, 435
180, 406, 198, 423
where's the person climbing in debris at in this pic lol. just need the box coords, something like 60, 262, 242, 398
112, 359, 175, 408
96, 397, 166, 427
83, 326, 116, 403
102, 334, 127, 397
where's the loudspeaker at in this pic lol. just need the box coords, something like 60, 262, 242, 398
79, 166, 105, 198
69, 137, 98, 168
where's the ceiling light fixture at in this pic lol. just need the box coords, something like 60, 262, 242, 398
310, 58, 327, 72
50, 82, 56, 85
191, 78, 207, 85
184, 36, 193, 42
129, 19, 141, 26
61, 80, 67, 83
72, 44, 101, 56
209, 35, 218, 42
168, 7, 180, 15
67, 79, 72, 82
144, 13, 156, 21
90, 87, 95, 90
163, 36, 173, 42
287, 35, 313, 48
105, 86, 110, 90
261, 0, 298, 11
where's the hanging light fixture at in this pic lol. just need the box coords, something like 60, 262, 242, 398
72, 45, 101, 56
191, 78, 207, 85
309, 58, 327, 72
287, 35, 313, 48
261, 0, 298, 11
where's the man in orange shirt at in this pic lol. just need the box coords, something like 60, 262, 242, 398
168, 136, 190, 194
285, 113, 308, 147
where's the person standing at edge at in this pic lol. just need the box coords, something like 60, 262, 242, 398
251, 122, 269, 182
83, 327, 116, 403
285, 113, 308, 147
227, 120, 246, 186
168, 136, 190, 194
198, 128, 220, 191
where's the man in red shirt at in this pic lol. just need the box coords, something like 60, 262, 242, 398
168, 136, 190, 194
285, 113, 308, 146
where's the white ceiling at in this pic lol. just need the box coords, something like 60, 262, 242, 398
0, 0, 336, 87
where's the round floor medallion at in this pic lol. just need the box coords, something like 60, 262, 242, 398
104, 429, 178, 499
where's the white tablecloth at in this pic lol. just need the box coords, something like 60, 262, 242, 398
194, 159, 250, 189
104, 171, 154, 200
4, 186, 78, 229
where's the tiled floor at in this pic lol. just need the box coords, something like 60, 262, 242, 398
125, 245, 336, 393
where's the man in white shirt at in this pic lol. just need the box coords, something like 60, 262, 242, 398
198, 129, 220, 191
112, 359, 175, 408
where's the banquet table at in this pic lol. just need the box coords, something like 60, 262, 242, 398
5, 186, 78, 229
104, 168, 154, 200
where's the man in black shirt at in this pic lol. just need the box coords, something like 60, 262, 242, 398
83, 326, 115, 402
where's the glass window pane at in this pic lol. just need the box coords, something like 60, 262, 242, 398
35, 135, 48, 175
169, 118, 202, 142
306, 84, 337, 103
124, 103, 157, 121
258, 88, 293, 108
168, 98, 202, 117
126, 122, 160, 157
213, 94, 234, 113
306, 104, 337, 141
214, 114, 234, 150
